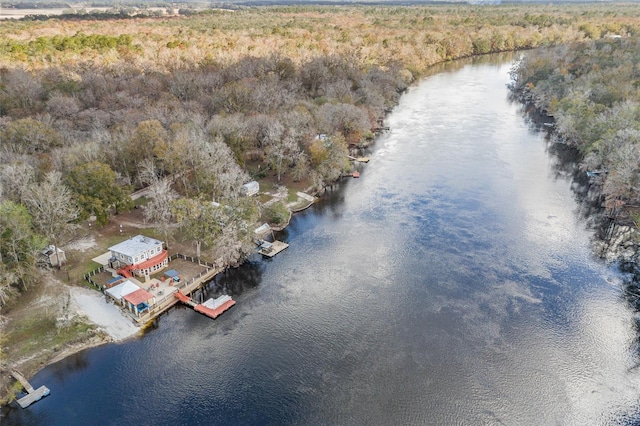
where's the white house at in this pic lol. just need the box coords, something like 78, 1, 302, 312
108, 235, 168, 278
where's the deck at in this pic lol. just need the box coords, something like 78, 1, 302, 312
259, 240, 289, 257
134, 261, 223, 324
16, 386, 50, 409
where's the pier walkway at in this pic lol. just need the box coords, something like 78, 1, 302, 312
12, 371, 50, 408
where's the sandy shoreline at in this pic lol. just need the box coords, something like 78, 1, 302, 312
38, 287, 142, 371
1, 286, 141, 405
69, 286, 141, 342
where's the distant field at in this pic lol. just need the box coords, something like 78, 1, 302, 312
0, 7, 111, 20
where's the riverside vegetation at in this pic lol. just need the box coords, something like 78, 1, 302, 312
509, 35, 640, 307
2, 3, 640, 403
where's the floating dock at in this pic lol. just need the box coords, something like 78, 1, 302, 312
195, 295, 235, 319
12, 371, 50, 409
258, 240, 289, 257
174, 290, 235, 319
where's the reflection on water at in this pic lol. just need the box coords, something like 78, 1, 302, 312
4, 54, 640, 425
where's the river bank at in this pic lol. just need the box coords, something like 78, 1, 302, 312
511, 94, 640, 287
5, 56, 640, 424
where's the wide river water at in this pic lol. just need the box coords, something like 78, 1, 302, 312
4, 54, 640, 425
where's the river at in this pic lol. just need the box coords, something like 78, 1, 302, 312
4, 54, 640, 425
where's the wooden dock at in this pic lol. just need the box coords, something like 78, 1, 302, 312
175, 290, 235, 319
259, 240, 289, 257
12, 371, 50, 408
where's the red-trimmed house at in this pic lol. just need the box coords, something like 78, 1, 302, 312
105, 280, 155, 316
123, 288, 155, 316
108, 235, 168, 279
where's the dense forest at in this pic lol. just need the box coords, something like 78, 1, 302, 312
1, 4, 640, 309
509, 36, 640, 224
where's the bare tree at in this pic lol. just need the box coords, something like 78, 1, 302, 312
24, 171, 79, 268
170, 198, 224, 260
266, 129, 302, 182
316, 103, 371, 144
0, 161, 36, 203
143, 177, 178, 245
1, 68, 44, 112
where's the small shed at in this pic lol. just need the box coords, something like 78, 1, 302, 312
254, 223, 271, 237
242, 181, 259, 196
41, 245, 66, 267
259, 240, 273, 254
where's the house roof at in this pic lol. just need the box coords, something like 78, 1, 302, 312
105, 280, 140, 300
123, 288, 154, 306
41, 245, 64, 256
131, 250, 167, 269
109, 235, 163, 257
260, 241, 273, 249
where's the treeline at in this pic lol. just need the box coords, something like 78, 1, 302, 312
509, 36, 640, 220
18, 10, 137, 22
1, 4, 639, 308
2, 4, 638, 73
5, 33, 136, 56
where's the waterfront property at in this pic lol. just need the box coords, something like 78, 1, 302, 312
105, 280, 157, 316
108, 235, 168, 279
105, 280, 140, 302
85, 254, 227, 325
